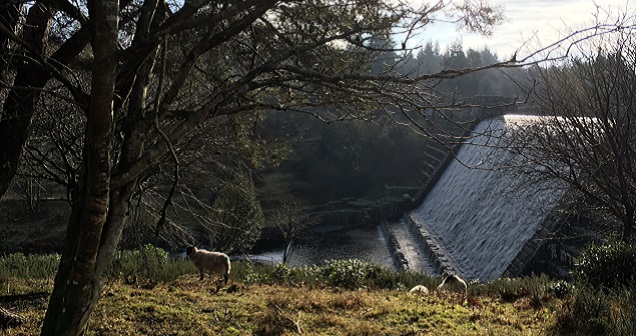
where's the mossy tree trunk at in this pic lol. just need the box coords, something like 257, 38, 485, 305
39, 0, 119, 334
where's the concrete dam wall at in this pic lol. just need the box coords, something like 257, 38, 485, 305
383, 115, 566, 281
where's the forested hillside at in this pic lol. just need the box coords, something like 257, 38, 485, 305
256, 41, 527, 205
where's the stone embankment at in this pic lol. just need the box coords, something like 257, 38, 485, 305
380, 218, 441, 275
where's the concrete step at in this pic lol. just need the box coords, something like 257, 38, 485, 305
380, 220, 438, 275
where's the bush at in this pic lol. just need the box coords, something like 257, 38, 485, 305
556, 283, 610, 335
475, 275, 553, 303
573, 238, 636, 290
555, 281, 636, 335
243, 259, 416, 290
555, 238, 636, 334
319, 259, 384, 289
108, 244, 195, 282
549, 280, 573, 299
0, 253, 60, 279
608, 287, 636, 335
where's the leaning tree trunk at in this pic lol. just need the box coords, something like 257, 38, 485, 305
283, 241, 295, 264
39, 1, 119, 335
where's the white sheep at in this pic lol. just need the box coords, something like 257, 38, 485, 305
409, 285, 430, 295
437, 273, 467, 302
186, 246, 231, 285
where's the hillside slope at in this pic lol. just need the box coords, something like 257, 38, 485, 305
3, 276, 560, 335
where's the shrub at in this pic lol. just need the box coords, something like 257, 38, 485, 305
477, 275, 552, 303
549, 280, 573, 299
319, 259, 384, 289
108, 244, 195, 282
556, 238, 636, 334
556, 283, 610, 335
269, 262, 295, 284
555, 283, 636, 335
573, 238, 636, 290
242, 259, 410, 290
0, 253, 60, 279
608, 287, 636, 335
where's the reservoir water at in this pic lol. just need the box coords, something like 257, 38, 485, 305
262, 223, 395, 269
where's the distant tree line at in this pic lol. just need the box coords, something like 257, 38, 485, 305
256, 39, 527, 206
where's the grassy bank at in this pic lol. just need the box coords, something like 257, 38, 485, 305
2, 236, 634, 335
3, 277, 560, 336
0, 248, 570, 335
6, 246, 636, 335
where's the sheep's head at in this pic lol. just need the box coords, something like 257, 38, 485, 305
186, 246, 196, 256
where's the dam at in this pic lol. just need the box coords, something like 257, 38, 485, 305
282, 112, 568, 282
383, 115, 566, 281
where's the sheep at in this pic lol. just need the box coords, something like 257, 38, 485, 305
408, 285, 430, 295
437, 273, 467, 302
186, 246, 231, 285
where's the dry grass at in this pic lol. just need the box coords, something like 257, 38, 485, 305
1, 275, 562, 336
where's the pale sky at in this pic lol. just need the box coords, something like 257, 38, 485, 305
413, 0, 632, 60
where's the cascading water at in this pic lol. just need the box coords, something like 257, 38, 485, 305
409, 115, 565, 282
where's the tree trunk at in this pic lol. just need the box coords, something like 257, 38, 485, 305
39, 1, 119, 335
40, 180, 137, 335
0, 2, 23, 81
283, 241, 293, 264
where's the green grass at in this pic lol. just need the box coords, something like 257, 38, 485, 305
3, 275, 562, 336
5, 248, 636, 335
0, 251, 570, 335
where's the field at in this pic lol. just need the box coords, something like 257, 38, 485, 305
0, 251, 567, 336
3, 276, 562, 336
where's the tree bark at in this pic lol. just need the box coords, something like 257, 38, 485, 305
0, 2, 23, 82
39, 0, 119, 334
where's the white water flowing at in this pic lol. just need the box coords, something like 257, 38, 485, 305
409, 115, 565, 281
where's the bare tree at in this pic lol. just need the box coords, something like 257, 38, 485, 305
207, 168, 265, 254
18, 95, 85, 204
0, 0, 531, 334
507, 30, 636, 240
273, 199, 316, 263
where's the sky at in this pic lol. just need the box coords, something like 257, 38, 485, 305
412, 0, 632, 60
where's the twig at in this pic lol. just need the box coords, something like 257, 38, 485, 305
273, 305, 303, 334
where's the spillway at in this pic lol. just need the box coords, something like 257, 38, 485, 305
408, 115, 565, 282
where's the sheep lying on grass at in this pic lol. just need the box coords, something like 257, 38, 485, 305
408, 285, 430, 295
186, 246, 231, 285
437, 273, 467, 302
